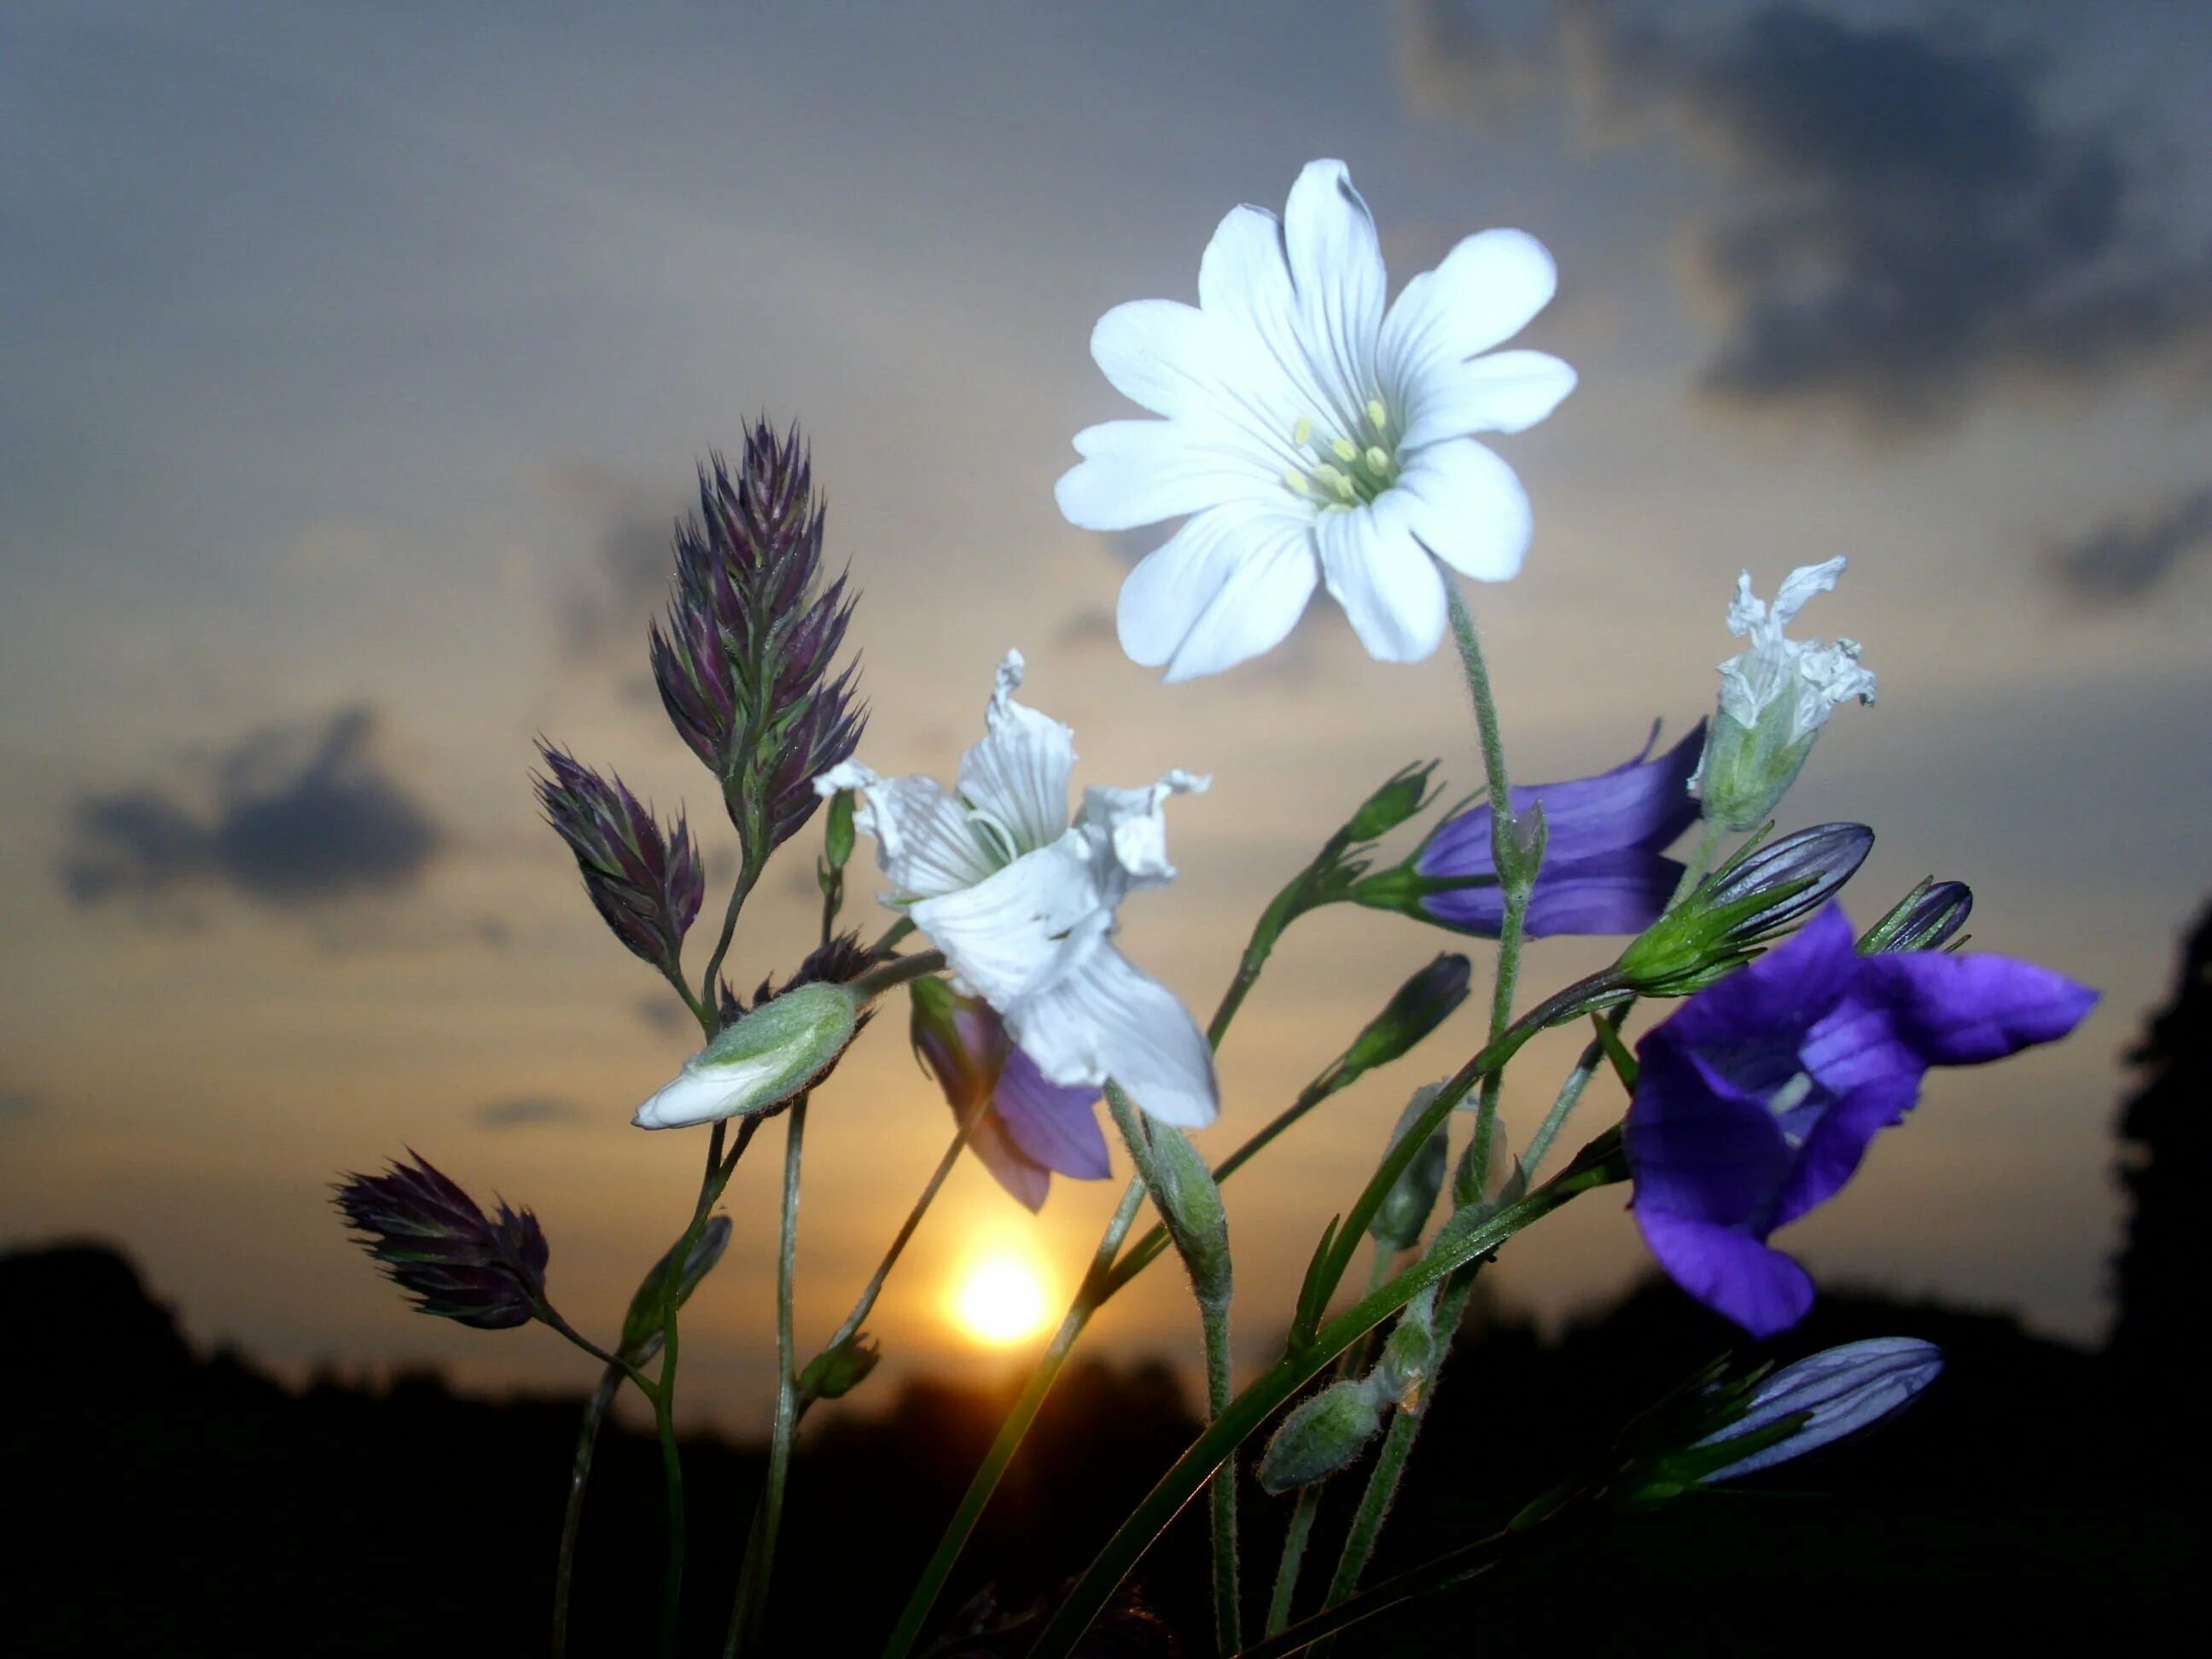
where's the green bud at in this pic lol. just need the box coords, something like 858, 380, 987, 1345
1144, 1119, 1231, 1308
1490, 798, 1548, 896
799, 1332, 882, 1400
618, 1216, 733, 1362
1370, 1086, 1450, 1252
1340, 955, 1473, 1079
1692, 704, 1818, 834
1340, 761, 1441, 844
824, 788, 857, 870
1617, 824, 1873, 997
1376, 1285, 1439, 1409
633, 981, 858, 1128
1258, 1377, 1385, 1493
1859, 879, 1973, 955
1451, 1120, 1523, 1216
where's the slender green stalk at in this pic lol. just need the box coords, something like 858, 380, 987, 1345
1027, 1143, 1627, 1657
1201, 1295, 1242, 1654
878, 1179, 1149, 1658
844, 948, 946, 1002
552, 1361, 622, 1658
1313, 1265, 1480, 1651
1266, 1247, 1394, 1635
1445, 585, 1526, 1220
697, 852, 765, 1012
1103, 1088, 1242, 1654
1231, 1518, 1533, 1659
1522, 1022, 1615, 1177
651, 1371, 686, 1657
729, 1098, 808, 1655
869, 915, 917, 958
797, 1091, 989, 1416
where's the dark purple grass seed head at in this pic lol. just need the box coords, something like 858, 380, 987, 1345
649, 421, 865, 865
534, 744, 704, 979
332, 1152, 549, 1330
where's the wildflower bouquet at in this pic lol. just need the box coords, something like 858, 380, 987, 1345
337, 161, 2093, 1656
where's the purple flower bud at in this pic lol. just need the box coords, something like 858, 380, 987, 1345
1696, 1337, 1945, 1481
1859, 879, 1973, 955
534, 745, 703, 980
649, 422, 865, 864
332, 1153, 549, 1330
1618, 823, 1872, 996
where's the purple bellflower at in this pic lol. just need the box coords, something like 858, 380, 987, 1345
1627, 905, 2096, 1336
1414, 722, 1705, 937
911, 977, 1110, 1212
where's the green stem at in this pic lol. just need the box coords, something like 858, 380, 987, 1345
845, 948, 947, 1002
1026, 1143, 1627, 1657
869, 915, 917, 958
878, 1178, 1150, 1658
729, 1098, 808, 1655
1445, 585, 1526, 1227
697, 853, 765, 1015
798, 1091, 988, 1416
1313, 1265, 1480, 1650
1266, 1248, 1394, 1636
552, 1361, 622, 1659
1102, 1088, 1242, 1655
652, 1373, 685, 1658
1203, 1297, 1243, 1656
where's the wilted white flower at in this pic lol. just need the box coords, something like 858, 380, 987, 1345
817, 652, 1218, 1127
1057, 159, 1575, 680
1692, 557, 1877, 830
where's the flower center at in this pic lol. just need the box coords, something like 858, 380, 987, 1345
1282, 396, 1398, 509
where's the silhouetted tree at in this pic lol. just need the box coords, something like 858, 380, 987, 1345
2108, 897, 2212, 1426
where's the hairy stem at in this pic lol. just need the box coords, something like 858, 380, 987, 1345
728, 1098, 808, 1655
1026, 1140, 1627, 1657
552, 1362, 622, 1658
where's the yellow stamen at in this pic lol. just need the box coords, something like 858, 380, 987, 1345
1292, 417, 1313, 447
1330, 436, 1359, 463
1366, 397, 1388, 430
1365, 445, 1393, 474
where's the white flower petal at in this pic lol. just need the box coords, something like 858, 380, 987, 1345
852, 773, 998, 899
1394, 438, 1533, 582
1198, 202, 1348, 428
1767, 558, 1850, 630
1396, 350, 1578, 452
1091, 298, 1257, 425
1378, 228, 1558, 397
1056, 417, 1278, 532
957, 651, 1074, 859
1076, 769, 1209, 899
911, 835, 1105, 1010
1316, 498, 1448, 662
1115, 503, 1320, 681
1010, 944, 1219, 1129
1283, 160, 1386, 424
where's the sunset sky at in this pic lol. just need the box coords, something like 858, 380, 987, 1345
4, 0, 2209, 1433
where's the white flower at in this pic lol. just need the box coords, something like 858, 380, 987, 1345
1714, 558, 1878, 744
1691, 557, 1877, 830
817, 652, 1219, 1127
1056, 158, 1576, 681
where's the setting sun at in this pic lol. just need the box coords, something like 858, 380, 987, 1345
948, 1250, 1053, 1346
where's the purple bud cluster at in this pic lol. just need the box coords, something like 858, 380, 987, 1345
332, 1153, 550, 1330
650, 422, 864, 863
534, 746, 704, 981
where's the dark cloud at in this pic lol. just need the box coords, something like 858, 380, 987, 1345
473, 1097, 586, 1130
2045, 486, 2212, 604
1408, 1, 2212, 427
63, 707, 440, 911
633, 993, 693, 1036
563, 507, 677, 659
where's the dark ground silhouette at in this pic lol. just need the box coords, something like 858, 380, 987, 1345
5, 906, 2205, 1654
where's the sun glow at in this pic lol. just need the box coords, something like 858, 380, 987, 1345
949, 1249, 1053, 1346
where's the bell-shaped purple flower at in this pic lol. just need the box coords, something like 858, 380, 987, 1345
911, 977, 1109, 1212
535, 745, 704, 980
1414, 722, 1705, 938
1626, 905, 2096, 1336
333, 1153, 550, 1330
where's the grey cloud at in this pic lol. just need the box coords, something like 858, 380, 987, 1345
2045, 487, 2212, 604
1408, 1, 2212, 428
474, 1097, 586, 1129
564, 507, 677, 659
62, 707, 440, 911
